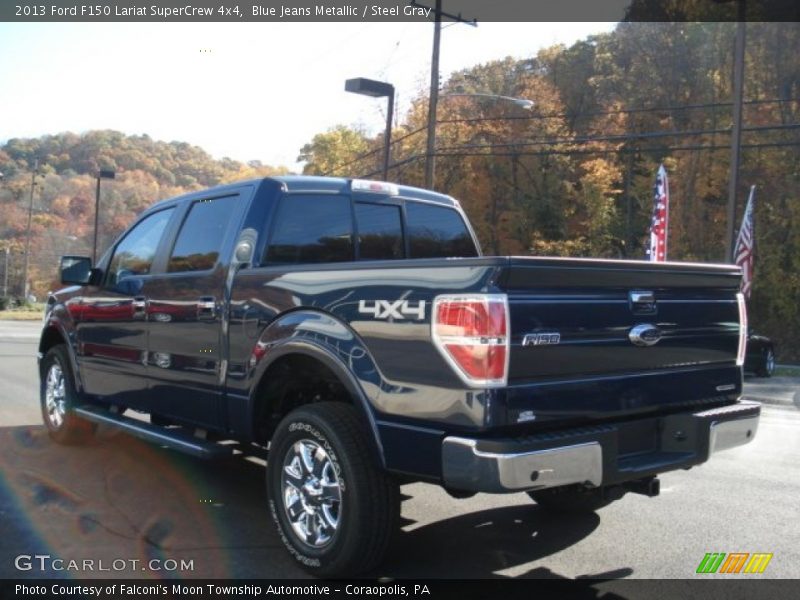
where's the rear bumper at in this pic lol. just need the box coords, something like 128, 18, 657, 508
441, 399, 760, 493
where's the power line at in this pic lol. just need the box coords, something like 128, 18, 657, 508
321, 125, 428, 176
320, 97, 799, 176
436, 140, 800, 158
437, 97, 800, 126
434, 123, 800, 152
356, 140, 800, 179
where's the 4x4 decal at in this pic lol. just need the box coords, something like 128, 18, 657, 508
358, 299, 426, 320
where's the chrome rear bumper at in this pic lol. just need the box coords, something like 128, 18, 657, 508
441, 400, 760, 494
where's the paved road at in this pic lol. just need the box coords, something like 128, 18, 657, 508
1, 321, 798, 580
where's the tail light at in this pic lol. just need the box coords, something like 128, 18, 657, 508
432, 294, 510, 387
736, 292, 748, 367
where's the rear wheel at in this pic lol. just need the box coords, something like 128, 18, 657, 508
528, 486, 615, 514
266, 402, 399, 577
40, 345, 96, 444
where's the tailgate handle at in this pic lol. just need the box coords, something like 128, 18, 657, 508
629, 290, 656, 314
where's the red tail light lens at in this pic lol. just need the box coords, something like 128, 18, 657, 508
432, 294, 510, 387
737, 292, 748, 367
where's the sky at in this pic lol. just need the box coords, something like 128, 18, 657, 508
0, 22, 614, 170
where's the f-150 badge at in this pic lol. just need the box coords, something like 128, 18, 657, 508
522, 332, 561, 346
358, 300, 426, 320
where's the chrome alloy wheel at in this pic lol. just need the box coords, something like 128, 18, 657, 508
44, 364, 67, 429
281, 439, 342, 548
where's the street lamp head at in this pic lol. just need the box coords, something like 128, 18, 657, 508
345, 77, 394, 98
441, 93, 534, 110
345, 77, 396, 182
98, 170, 116, 179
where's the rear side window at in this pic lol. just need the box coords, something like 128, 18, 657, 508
355, 202, 403, 260
168, 195, 239, 272
406, 202, 477, 258
265, 195, 354, 264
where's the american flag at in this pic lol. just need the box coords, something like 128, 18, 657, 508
646, 164, 669, 262
734, 185, 757, 299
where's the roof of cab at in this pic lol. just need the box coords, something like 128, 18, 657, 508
148, 175, 457, 211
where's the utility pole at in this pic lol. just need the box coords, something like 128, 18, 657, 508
22, 159, 38, 299
424, 0, 442, 190
724, 0, 747, 263
418, 0, 476, 190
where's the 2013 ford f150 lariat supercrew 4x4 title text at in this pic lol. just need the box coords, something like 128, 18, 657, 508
39, 176, 760, 576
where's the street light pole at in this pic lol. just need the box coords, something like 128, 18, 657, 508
93, 169, 116, 264
21, 159, 38, 299
0, 173, 7, 298
345, 78, 395, 181
2, 247, 8, 298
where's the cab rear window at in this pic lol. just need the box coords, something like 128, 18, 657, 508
264, 195, 477, 265
405, 202, 477, 258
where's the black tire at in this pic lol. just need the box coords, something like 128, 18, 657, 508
528, 486, 614, 514
266, 402, 399, 577
756, 348, 775, 378
40, 345, 96, 444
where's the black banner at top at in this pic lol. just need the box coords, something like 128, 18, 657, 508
1, 0, 799, 23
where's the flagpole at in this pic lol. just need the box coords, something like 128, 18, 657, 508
734, 185, 756, 299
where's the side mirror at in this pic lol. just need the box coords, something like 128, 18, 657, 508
60, 256, 93, 285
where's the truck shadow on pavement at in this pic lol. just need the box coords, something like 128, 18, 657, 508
0, 425, 626, 582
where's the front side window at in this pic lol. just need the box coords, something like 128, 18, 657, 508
265, 195, 354, 264
107, 208, 174, 286
355, 202, 403, 260
168, 195, 239, 272
406, 202, 477, 258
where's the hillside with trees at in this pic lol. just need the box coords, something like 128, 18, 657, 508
0, 131, 287, 302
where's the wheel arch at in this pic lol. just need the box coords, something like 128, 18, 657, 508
246, 311, 386, 468
38, 317, 84, 394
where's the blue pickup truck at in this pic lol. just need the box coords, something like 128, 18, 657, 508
40, 176, 760, 576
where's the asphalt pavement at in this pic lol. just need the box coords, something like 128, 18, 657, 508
1, 320, 798, 580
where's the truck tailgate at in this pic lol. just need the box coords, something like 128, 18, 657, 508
498, 257, 744, 424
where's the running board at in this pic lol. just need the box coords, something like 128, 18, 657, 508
74, 405, 233, 459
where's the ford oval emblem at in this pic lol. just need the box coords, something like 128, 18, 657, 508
629, 324, 662, 347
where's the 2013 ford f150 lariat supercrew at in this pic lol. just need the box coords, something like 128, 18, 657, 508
39, 176, 760, 576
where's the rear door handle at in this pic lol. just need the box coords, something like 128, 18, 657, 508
197, 296, 216, 320
132, 296, 147, 319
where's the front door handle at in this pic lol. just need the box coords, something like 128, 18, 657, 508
132, 296, 147, 319
197, 296, 216, 320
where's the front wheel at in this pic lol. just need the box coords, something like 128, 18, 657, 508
40, 345, 96, 444
266, 402, 399, 577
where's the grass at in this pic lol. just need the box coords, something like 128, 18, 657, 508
774, 366, 800, 378
0, 302, 46, 321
